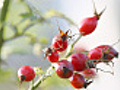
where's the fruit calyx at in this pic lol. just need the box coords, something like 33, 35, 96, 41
43, 47, 54, 59
83, 80, 93, 88
58, 26, 71, 41
92, 0, 106, 20
62, 66, 69, 74
20, 75, 26, 83
86, 60, 96, 68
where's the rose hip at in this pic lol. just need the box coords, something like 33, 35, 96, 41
18, 65, 35, 82
56, 60, 73, 78
68, 52, 88, 71
70, 73, 93, 89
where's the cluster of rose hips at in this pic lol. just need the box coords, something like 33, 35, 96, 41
17, 2, 119, 90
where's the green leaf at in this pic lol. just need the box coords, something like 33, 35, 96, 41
20, 13, 32, 18
34, 67, 45, 75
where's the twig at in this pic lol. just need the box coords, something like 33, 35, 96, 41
65, 34, 83, 58
28, 66, 54, 90
4, 23, 35, 43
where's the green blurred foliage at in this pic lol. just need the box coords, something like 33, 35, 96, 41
39, 37, 48, 44
1, 0, 76, 57
0, 69, 13, 82
0, 0, 77, 89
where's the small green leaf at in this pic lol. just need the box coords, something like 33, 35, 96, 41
34, 67, 45, 75
20, 13, 32, 18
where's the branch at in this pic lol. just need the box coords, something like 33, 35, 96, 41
4, 23, 36, 43
4, 33, 35, 43
22, 23, 35, 34
65, 34, 83, 58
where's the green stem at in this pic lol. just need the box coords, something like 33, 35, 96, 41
29, 76, 42, 90
28, 71, 51, 90
4, 33, 35, 43
65, 34, 82, 58
0, 0, 10, 23
0, 29, 3, 68
0, 0, 11, 68
71, 34, 82, 48
29, 80, 35, 90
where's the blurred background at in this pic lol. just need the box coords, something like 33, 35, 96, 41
0, 0, 120, 90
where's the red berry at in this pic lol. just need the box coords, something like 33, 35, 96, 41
79, 16, 98, 35
82, 69, 96, 79
70, 73, 93, 89
56, 60, 73, 78
68, 52, 88, 71
52, 35, 68, 52
18, 65, 35, 82
96, 45, 118, 61
79, 3, 106, 35
88, 48, 103, 60
47, 51, 59, 63
52, 25, 71, 52
43, 47, 59, 63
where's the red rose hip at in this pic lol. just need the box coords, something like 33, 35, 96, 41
52, 25, 71, 52
18, 65, 35, 82
96, 45, 118, 61
68, 52, 88, 71
43, 47, 59, 63
79, 16, 97, 35
88, 48, 103, 60
47, 51, 59, 63
52, 35, 68, 52
70, 73, 93, 89
79, 2, 106, 35
56, 60, 73, 78
82, 69, 96, 79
